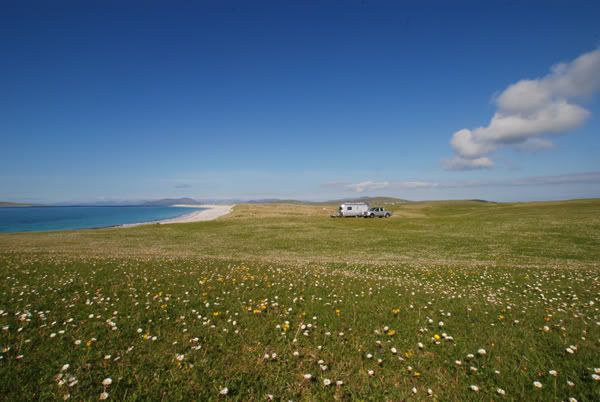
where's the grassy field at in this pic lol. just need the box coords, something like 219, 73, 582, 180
0, 200, 599, 401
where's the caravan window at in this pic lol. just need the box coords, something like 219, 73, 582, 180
347, 206, 352, 210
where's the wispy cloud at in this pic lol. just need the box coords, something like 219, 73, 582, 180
330, 172, 600, 193
345, 181, 390, 192
507, 171, 600, 187
445, 48, 600, 170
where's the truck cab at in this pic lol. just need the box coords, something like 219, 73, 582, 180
365, 207, 392, 218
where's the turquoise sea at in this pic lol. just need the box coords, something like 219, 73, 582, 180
0, 206, 202, 233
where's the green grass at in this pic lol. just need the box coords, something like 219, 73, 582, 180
0, 200, 599, 400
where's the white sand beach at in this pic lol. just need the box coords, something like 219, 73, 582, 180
121, 204, 234, 228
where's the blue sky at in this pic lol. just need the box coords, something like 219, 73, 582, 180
1, 0, 600, 203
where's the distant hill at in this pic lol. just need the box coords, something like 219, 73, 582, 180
46, 196, 491, 207
142, 198, 201, 206
0, 201, 34, 207
244, 196, 409, 205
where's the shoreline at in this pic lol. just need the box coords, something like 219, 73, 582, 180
120, 204, 234, 228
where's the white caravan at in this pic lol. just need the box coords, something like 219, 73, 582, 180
337, 202, 369, 217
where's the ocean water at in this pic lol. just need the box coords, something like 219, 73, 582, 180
0, 206, 203, 233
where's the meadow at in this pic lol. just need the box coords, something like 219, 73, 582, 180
0, 200, 599, 401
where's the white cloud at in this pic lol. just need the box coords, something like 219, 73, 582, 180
513, 138, 555, 153
396, 181, 439, 189
345, 181, 390, 192
342, 180, 440, 192
446, 48, 600, 169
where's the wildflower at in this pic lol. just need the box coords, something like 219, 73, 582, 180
390, 347, 397, 354
566, 347, 574, 354
61, 364, 70, 372
367, 369, 375, 376
366, 353, 373, 359
336, 380, 344, 386
323, 378, 331, 386
497, 388, 506, 395
99, 392, 109, 400
219, 387, 228, 395
303, 374, 312, 381
549, 370, 557, 377
592, 374, 600, 381
533, 381, 543, 389
477, 348, 486, 356
427, 388, 433, 396
412, 387, 417, 394
102, 378, 112, 386
469, 385, 479, 392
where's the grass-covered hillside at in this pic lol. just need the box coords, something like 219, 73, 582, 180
0, 200, 599, 401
